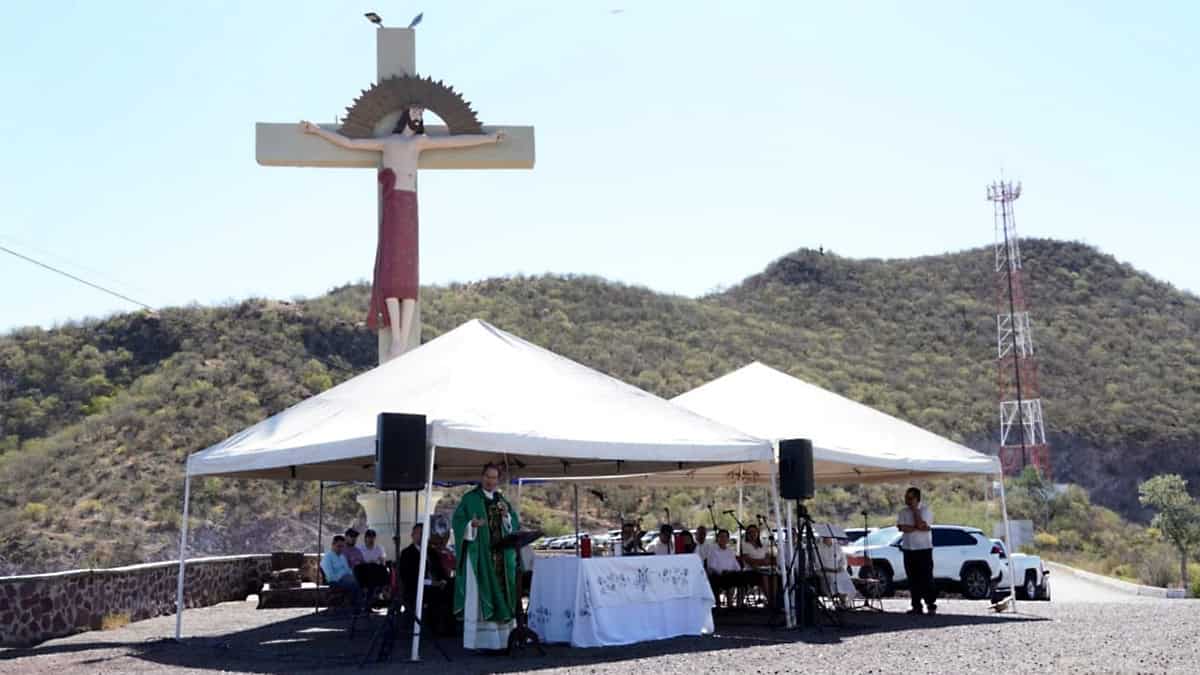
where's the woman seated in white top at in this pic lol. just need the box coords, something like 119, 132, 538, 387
739, 525, 778, 609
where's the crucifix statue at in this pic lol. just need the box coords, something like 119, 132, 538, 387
255, 28, 535, 364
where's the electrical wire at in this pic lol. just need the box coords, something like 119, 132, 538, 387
0, 243, 154, 311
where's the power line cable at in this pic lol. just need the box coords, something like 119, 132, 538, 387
0, 243, 154, 311
0, 232, 159, 303
2, 243, 365, 375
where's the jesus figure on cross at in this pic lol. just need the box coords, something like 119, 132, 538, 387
300, 108, 504, 360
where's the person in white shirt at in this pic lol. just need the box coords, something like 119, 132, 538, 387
694, 526, 716, 568
650, 524, 675, 555
706, 529, 747, 608
897, 486, 936, 615
739, 525, 771, 568
740, 524, 777, 608
359, 528, 387, 564
352, 528, 390, 594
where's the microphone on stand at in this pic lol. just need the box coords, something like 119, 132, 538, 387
722, 510, 736, 515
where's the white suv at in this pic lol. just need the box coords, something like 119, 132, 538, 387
843, 525, 1003, 600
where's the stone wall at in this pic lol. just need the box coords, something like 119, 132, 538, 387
0, 553, 319, 647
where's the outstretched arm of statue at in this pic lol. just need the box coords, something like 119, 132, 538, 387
299, 120, 385, 151
421, 130, 505, 150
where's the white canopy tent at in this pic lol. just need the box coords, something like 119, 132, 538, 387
534, 362, 1018, 617
569, 361, 1001, 486
173, 320, 776, 655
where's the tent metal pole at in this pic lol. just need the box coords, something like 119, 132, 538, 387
315, 480, 324, 615
173, 469, 192, 640
997, 474, 1019, 612
574, 484, 581, 557
767, 455, 794, 628
738, 482, 744, 525
410, 444, 438, 662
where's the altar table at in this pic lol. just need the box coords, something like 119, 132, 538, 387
527, 554, 715, 648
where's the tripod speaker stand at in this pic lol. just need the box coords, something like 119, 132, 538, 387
785, 501, 842, 629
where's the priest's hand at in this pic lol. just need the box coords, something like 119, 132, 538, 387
471, 517, 484, 528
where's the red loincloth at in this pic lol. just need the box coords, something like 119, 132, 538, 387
367, 168, 419, 330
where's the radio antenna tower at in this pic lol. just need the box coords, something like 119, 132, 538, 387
988, 180, 1051, 477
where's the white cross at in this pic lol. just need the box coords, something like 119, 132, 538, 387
254, 28, 534, 363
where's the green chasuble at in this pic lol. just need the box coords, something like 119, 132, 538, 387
452, 486, 520, 623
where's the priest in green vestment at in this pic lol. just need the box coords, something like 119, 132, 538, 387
452, 462, 520, 650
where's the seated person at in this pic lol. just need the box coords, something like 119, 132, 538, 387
399, 521, 457, 635
320, 535, 363, 612
354, 528, 390, 590
694, 526, 716, 567
679, 529, 697, 554
706, 529, 748, 608
398, 523, 429, 612
740, 524, 777, 608
343, 528, 365, 568
618, 522, 645, 556
650, 524, 675, 555
815, 534, 859, 603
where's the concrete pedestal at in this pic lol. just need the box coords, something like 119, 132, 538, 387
356, 489, 444, 560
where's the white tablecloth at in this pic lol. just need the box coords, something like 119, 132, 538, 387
528, 555, 715, 647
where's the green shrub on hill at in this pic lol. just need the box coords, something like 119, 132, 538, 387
0, 240, 1197, 575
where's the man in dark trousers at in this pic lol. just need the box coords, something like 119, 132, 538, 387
398, 523, 427, 617
398, 522, 457, 632
897, 487, 936, 615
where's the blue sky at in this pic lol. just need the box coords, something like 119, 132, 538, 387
1, 1, 1197, 331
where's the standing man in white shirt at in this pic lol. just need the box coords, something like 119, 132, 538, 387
897, 487, 936, 615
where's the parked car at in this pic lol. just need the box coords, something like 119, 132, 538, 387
547, 535, 576, 550
842, 525, 1003, 600
843, 527, 876, 543
990, 539, 1050, 601
590, 530, 621, 552
531, 536, 554, 550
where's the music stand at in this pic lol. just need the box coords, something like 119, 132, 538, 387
495, 530, 545, 656
853, 510, 885, 612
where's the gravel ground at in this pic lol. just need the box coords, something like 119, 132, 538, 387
3, 594, 1197, 674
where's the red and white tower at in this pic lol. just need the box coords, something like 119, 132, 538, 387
988, 180, 1051, 477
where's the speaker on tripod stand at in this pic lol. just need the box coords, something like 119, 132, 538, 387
778, 438, 815, 502
777, 439, 838, 629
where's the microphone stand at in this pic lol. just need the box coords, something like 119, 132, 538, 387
707, 503, 718, 530
724, 511, 747, 564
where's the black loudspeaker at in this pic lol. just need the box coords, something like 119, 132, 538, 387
375, 413, 428, 491
778, 438, 815, 500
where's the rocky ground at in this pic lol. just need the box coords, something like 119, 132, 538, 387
2, 591, 1197, 675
